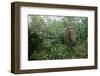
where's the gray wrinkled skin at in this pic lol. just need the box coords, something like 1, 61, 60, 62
64, 26, 76, 43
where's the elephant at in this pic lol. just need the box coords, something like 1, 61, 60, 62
64, 26, 76, 46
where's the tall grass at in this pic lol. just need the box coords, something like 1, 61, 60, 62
28, 15, 88, 60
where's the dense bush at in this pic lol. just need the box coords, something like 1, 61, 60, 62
28, 16, 88, 60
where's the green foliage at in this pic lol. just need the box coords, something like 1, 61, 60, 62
28, 15, 88, 60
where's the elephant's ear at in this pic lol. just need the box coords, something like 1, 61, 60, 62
69, 29, 76, 42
